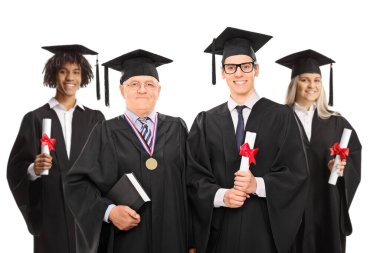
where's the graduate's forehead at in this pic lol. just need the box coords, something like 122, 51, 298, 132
124, 75, 159, 83
57, 62, 82, 70
224, 54, 254, 64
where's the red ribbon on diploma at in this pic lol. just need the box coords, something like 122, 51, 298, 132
240, 143, 259, 165
40, 134, 56, 151
330, 142, 349, 161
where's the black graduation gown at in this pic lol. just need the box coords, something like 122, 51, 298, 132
63, 113, 189, 253
7, 103, 105, 253
186, 98, 309, 253
294, 111, 361, 253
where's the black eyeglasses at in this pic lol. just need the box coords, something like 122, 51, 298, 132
223, 62, 255, 74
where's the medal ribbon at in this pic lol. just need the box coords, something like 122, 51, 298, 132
40, 133, 56, 151
125, 113, 158, 156
330, 142, 349, 161
239, 143, 259, 165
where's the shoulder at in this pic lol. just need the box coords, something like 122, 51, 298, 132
82, 106, 104, 117
28, 103, 50, 115
256, 98, 292, 121
104, 115, 126, 129
206, 102, 228, 115
259, 98, 289, 112
158, 113, 188, 131
192, 102, 227, 121
21, 104, 50, 121
327, 114, 355, 129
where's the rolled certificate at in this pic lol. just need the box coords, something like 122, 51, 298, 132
239, 131, 257, 171
40, 118, 52, 175
328, 128, 352, 185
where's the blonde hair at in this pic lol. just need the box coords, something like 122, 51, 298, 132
285, 76, 340, 119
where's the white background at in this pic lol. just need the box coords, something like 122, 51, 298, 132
0, 0, 378, 251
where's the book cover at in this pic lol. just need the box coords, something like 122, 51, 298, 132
106, 173, 151, 211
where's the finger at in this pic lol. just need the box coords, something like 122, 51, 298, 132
44, 157, 53, 163
234, 185, 248, 192
234, 176, 249, 183
237, 190, 249, 197
40, 153, 51, 159
231, 199, 245, 206
126, 207, 139, 219
41, 162, 52, 169
235, 171, 249, 177
233, 189, 247, 196
133, 215, 141, 223
41, 160, 52, 166
234, 181, 246, 187
232, 195, 246, 202
129, 220, 140, 227
234, 185, 242, 192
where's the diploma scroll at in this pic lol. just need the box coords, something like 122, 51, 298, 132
40, 118, 52, 175
328, 128, 352, 185
239, 131, 257, 171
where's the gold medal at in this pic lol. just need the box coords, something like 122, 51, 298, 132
146, 157, 158, 170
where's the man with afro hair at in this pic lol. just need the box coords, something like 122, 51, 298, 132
7, 44, 105, 253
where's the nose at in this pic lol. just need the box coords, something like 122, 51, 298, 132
234, 67, 244, 77
66, 71, 74, 81
306, 79, 314, 87
137, 83, 147, 93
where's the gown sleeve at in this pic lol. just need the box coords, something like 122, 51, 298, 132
262, 106, 309, 253
186, 112, 221, 253
63, 121, 118, 253
337, 117, 361, 236
7, 112, 43, 235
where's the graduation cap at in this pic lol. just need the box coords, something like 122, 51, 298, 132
276, 49, 335, 106
42, 44, 101, 101
204, 27, 273, 85
102, 49, 173, 106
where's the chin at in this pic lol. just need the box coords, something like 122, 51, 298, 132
235, 90, 251, 96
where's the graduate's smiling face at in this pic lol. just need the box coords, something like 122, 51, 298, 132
295, 73, 321, 107
222, 54, 258, 102
55, 62, 81, 98
120, 75, 161, 117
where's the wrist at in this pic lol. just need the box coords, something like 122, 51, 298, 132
109, 206, 118, 221
249, 178, 257, 194
34, 166, 41, 176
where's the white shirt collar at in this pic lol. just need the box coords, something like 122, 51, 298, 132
227, 91, 261, 112
125, 109, 156, 123
48, 97, 84, 111
294, 102, 316, 114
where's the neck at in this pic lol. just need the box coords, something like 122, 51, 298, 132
231, 89, 254, 105
296, 100, 314, 111
129, 109, 153, 118
55, 94, 76, 110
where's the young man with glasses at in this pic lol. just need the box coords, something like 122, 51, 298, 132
186, 27, 309, 253
64, 49, 194, 253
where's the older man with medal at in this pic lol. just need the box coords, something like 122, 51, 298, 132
64, 49, 192, 253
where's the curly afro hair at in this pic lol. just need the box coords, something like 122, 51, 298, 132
43, 52, 93, 88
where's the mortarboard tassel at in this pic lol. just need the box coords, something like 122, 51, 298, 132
104, 66, 109, 107
96, 55, 101, 100
328, 63, 333, 106
212, 38, 216, 85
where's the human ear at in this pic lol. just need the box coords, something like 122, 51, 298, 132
254, 64, 260, 77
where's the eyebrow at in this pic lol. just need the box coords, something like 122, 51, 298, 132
59, 67, 81, 71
